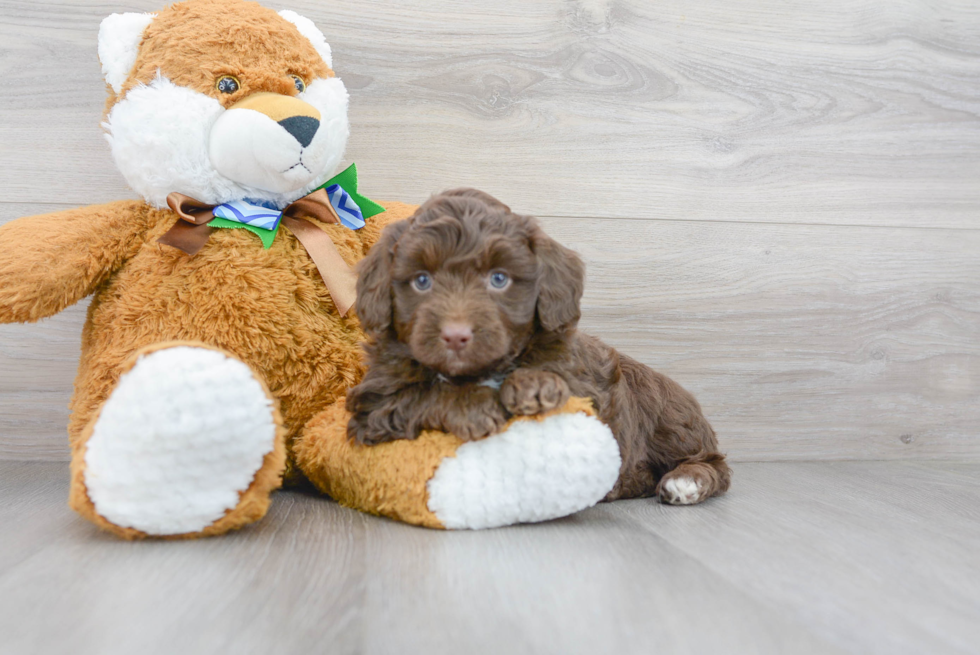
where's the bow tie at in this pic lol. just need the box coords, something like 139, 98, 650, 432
157, 164, 384, 317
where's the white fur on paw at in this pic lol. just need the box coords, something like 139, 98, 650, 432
84, 346, 277, 535
660, 475, 703, 505
426, 412, 621, 530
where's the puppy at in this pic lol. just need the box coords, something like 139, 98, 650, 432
346, 189, 731, 504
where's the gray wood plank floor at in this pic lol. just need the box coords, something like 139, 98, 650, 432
2, 460, 978, 655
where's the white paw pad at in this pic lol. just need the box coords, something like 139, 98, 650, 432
426, 412, 622, 530
660, 475, 704, 505
83, 346, 277, 535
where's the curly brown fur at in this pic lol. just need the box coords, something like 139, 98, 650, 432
347, 189, 731, 503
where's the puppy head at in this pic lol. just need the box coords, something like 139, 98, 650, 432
356, 189, 585, 377
98, 0, 348, 208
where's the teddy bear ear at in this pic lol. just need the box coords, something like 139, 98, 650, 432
98, 12, 156, 94
278, 10, 333, 68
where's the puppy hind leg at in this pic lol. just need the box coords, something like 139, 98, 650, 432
657, 451, 731, 506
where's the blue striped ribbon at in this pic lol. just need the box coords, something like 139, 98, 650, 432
213, 189, 364, 233
325, 184, 366, 230
212, 199, 283, 231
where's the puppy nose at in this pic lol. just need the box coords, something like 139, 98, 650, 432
440, 323, 473, 352
278, 115, 320, 148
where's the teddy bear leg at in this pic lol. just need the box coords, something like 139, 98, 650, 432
69, 342, 286, 539
293, 398, 622, 530
424, 407, 623, 529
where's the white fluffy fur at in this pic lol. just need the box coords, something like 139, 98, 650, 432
660, 476, 703, 505
209, 108, 311, 193
104, 74, 349, 208
278, 10, 332, 68
209, 87, 346, 194
98, 12, 156, 94
102, 6, 349, 209
83, 346, 278, 535
426, 412, 622, 530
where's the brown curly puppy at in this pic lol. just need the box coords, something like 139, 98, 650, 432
346, 189, 731, 505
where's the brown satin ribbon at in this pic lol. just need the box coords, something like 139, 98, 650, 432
158, 189, 357, 315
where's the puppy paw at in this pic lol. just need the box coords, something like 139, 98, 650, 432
657, 474, 706, 505
500, 369, 570, 416
347, 412, 415, 445
445, 402, 509, 441
347, 419, 391, 445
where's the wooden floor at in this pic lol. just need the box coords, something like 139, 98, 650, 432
1, 459, 977, 655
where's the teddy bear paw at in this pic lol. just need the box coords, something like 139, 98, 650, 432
80, 345, 282, 536
426, 410, 621, 529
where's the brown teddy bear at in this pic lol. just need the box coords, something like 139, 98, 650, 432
0, 0, 622, 538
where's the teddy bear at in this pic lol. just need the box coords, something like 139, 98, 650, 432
0, 0, 622, 538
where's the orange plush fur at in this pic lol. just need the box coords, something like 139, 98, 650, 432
293, 397, 600, 528
114, 0, 334, 113
0, 0, 413, 538
1, 0, 619, 538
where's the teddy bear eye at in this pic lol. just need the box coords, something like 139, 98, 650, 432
291, 75, 306, 93
215, 75, 240, 94
411, 272, 432, 292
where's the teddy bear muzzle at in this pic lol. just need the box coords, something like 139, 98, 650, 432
209, 91, 325, 194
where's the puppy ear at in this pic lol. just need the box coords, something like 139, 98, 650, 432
531, 225, 585, 333
355, 220, 411, 336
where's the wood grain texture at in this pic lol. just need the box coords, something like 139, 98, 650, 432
354, 500, 842, 655
3, 205, 977, 461
544, 216, 980, 461
604, 460, 980, 655
2, 460, 978, 654
1, 0, 979, 227
0, 463, 371, 655
1, 1, 979, 461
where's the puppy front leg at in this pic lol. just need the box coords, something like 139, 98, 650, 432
347, 382, 508, 444
500, 368, 570, 416
429, 385, 508, 441
346, 385, 426, 445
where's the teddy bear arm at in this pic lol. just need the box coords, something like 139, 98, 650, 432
294, 397, 623, 530
0, 200, 157, 323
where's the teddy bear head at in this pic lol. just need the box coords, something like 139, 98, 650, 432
99, 0, 349, 209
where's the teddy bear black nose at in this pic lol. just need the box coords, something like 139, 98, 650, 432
277, 115, 320, 148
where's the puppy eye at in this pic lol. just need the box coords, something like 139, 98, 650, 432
489, 271, 511, 289
411, 272, 433, 292
291, 75, 306, 93
215, 75, 240, 94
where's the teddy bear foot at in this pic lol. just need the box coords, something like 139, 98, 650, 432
426, 410, 622, 529
296, 397, 622, 530
70, 343, 286, 539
